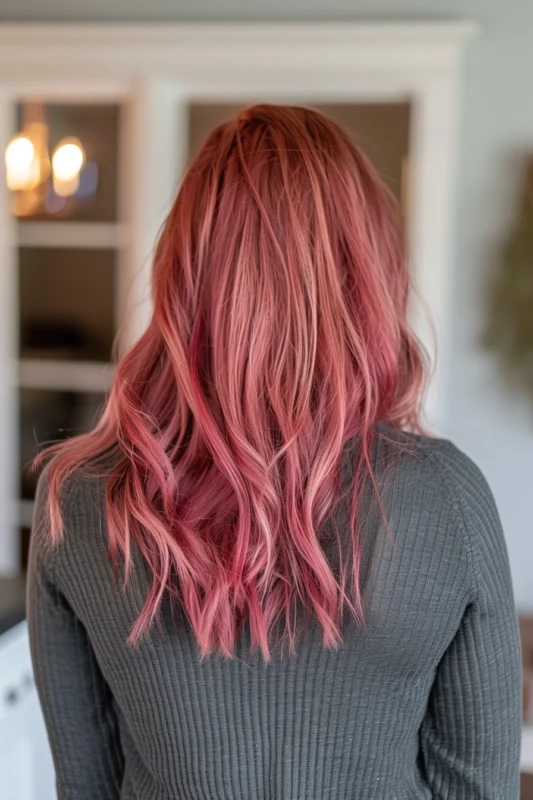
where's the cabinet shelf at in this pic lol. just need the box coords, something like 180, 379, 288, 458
19, 359, 114, 393
17, 221, 129, 250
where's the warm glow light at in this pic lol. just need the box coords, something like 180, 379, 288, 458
52, 138, 85, 182
5, 135, 40, 191
5, 121, 87, 205
53, 174, 80, 198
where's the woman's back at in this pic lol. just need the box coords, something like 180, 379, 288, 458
28, 429, 522, 799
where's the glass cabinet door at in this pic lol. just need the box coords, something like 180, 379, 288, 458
12, 101, 124, 569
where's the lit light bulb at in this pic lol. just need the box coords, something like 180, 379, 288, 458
5, 135, 40, 191
51, 138, 85, 198
52, 138, 85, 181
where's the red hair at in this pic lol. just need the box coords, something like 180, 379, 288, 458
37, 104, 424, 660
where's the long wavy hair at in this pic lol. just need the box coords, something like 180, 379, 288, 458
37, 104, 424, 660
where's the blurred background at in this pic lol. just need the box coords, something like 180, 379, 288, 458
0, 0, 532, 797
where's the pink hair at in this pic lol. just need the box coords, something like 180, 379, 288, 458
37, 104, 424, 660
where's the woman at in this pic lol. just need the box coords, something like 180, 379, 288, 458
28, 104, 522, 799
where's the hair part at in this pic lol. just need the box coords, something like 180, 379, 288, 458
36, 104, 425, 661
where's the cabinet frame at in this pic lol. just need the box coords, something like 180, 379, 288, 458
0, 21, 477, 572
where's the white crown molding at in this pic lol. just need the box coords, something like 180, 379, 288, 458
0, 22, 479, 86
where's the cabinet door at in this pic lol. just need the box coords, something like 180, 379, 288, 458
0, 622, 55, 800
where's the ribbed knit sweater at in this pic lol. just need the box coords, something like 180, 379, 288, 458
27, 431, 522, 800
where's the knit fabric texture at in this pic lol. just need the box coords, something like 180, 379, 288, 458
27, 431, 523, 800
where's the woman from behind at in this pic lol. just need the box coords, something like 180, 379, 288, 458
28, 104, 522, 799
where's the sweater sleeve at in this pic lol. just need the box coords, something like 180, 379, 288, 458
420, 443, 522, 799
27, 471, 124, 800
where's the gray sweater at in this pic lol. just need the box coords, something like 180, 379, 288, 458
27, 432, 522, 800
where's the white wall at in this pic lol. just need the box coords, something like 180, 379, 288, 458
1, 0, 532, 610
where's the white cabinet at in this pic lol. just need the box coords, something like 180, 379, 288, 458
523, 725, 533, 774
0, 22, 475, 573
0, 622, 55, 800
